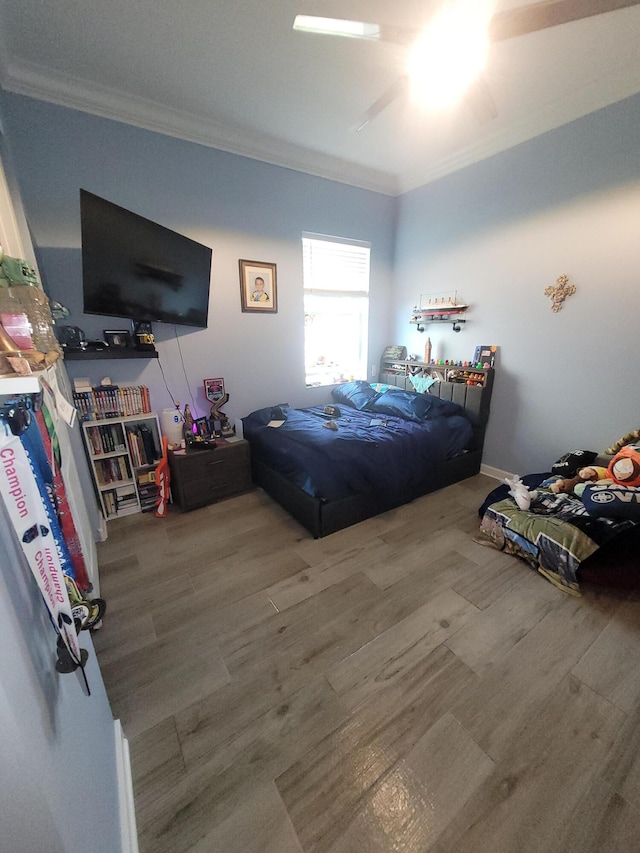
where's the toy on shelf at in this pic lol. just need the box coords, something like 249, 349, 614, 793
410, 291, 468, 332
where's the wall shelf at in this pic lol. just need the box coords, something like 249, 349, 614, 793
63, 348, 158, 361
410, 304, 468, 333
379, 357, 493, 389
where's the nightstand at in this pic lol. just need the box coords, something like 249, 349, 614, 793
168, 439, 252, 511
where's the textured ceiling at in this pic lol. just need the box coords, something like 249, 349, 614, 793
1, 0, 639, 194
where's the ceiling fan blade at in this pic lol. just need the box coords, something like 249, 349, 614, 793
354, 76, 409, 131
463, 74, 498, 124
489, 0, 640, 42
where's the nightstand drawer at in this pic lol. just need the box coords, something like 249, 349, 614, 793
180, 466, 250, 508
176, 446, 248, 481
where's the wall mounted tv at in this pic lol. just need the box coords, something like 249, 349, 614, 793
80, 189, 212, 329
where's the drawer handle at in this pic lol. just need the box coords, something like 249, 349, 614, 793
209, 482, 229, 491
207, 459, 224, 466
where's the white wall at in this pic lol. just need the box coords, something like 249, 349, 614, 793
394, 93, 640, 475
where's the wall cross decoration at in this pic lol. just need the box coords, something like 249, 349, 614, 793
544, 274, 576, 313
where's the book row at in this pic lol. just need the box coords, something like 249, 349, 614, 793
73, 385, 152, 420
95, 455, 131, 486
85, 424, 127, 455
126, 424, 159, 468
103, 486, 138, 516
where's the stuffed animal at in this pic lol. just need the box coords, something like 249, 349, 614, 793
504, 475, 538, 510
548, 466, 610, 494
604, 429, 640, 456
608, 445, 640, 487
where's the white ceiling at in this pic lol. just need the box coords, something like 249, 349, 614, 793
1, 1, 639, 195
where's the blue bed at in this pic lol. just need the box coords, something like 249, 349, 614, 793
243, 373, 494, 538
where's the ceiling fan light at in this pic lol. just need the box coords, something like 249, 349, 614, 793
407, 0, 493, 112
293, 15, 380, 40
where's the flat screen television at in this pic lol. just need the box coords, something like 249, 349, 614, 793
80, 189, 212, 329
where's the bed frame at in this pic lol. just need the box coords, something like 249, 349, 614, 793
250, 361, 494, 538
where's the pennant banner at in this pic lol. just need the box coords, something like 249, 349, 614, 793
0, 427, 82, 664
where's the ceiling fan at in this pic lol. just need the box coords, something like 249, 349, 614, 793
293, 0, 640, 130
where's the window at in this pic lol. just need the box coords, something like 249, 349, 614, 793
302, 233, 371, 387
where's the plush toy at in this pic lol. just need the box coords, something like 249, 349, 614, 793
504, 475, 538, 510
551, 449, 597, 478
582, 483, 640, 519
548, 466, 610, 494
604, 429, 640, 456
608, 445, 640, 487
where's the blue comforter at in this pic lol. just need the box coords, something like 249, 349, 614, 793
242, 402, 472, 502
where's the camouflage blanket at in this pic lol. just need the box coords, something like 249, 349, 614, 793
476, 477, 637, 595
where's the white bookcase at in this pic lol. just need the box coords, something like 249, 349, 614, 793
82, 413, 161, 520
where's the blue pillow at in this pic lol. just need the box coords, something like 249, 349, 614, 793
331, 380, 379, 410
243, 403, 290, 427
365, 389, 463, 422
581, 484, 640, 519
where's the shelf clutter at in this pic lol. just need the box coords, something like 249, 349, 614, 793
380, 357, 493, 389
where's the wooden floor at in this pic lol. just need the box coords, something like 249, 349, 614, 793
92, 474, 640, 853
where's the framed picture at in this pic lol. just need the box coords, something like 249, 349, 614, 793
473, 345, 498, 367
103, 329, 131, 348
194, 417, 211, 439
239, 260, 277, 313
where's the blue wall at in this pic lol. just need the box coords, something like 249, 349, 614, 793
3, 89, 640, 476
0, 92, 396, 426
0, 500, 121, 853
394, 93, 640, 474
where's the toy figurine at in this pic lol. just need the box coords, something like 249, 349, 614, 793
209, 392, 234, 437
549, 466, 610, 495
183, 404, 194, 442
504, 475, 538, 511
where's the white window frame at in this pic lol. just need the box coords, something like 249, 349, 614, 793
302, 233, 371, 388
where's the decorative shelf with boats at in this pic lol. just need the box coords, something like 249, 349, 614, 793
410, 292, 468, 332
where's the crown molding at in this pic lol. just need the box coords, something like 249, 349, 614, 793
398, 73, 640, 193
4, 55, 639, 199
1, 58, 399, 196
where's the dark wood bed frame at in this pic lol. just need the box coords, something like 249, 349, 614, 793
249, 361, 494, 538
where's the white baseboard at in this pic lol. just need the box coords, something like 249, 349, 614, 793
114, 719, 139, 853
480, 464, 513, 482
97, 514, 108, 542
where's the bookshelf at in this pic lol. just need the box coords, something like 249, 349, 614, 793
81, 413, 161, 520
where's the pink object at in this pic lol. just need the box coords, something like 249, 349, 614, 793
1, 312, 33, 350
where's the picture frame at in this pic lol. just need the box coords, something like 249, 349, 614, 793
103, 329, 131, 348
194, 417, 211, 439
239, 260, 277, 313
